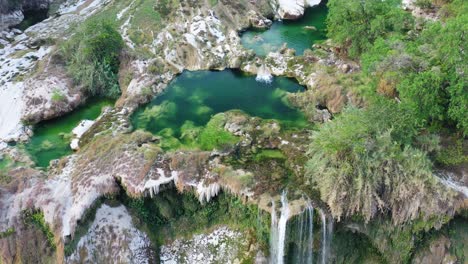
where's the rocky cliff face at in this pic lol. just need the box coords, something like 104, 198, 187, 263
0, 0, 466, 263
0, 0, 53, 30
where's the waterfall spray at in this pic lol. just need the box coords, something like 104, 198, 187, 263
270, 191, 290, 264
319, 209, 333, 264
277, 191, 290, 264
256, 64, 273, 84
306, 201, 314, 264
270, 200, 278, 263
294, 199, 314, 264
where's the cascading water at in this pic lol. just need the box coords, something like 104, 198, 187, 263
436, 172, 468, 198
277, 191, 290, 264
319, 209, 333, 264
270, 193, 333, 263
294, 199, 314, 264
256, 64, 273, 84
270, 191, 289, 264
270, 200, 279, 263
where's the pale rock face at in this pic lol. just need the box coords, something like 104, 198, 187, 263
160, 226, 257, 264
0, 10, 24, 31
70, 120, 95, 150
276, 0, 321, 20
67, 204, 154, 264
0, 0, 111, 142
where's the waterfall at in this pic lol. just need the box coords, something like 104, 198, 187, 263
270, 191, 289, 264
277, 191, 290, 264
256, 64, 273, 84
319, 209, 333, 264
295, 200, 314, 264
436, 172, 468, 198
270, 193, 333, 264
270, 200, 279, 263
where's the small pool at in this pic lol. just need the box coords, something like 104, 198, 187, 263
131, 70, 308, 144
25, 99, 113, 168
241, 5, 328, 56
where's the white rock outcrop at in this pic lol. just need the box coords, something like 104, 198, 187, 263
276, 0, 322, 20
70, 120, 95, 150
67, 204, 154, 263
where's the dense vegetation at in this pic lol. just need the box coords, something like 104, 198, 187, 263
60, 19, 123, 99
122, 190, 270, 254
307, 0, 467, 224
22, 210, 56, 250
327, 0, 414, 58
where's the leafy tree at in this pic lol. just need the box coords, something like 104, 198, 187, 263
397, 70, 448, 126
61, 19, 123, 99
326, 0, 413, 58
420, 12, 468, 134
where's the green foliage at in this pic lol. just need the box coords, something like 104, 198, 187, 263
360, 3, 468, 134
61, 19, 123, 99
436, 139, 468, 166
305, 102, 447, 223
326, 0, 413, 58
331, 227, 388, 264
51, 89, 65, 102
415, 0, 433, 9
398, 70, 448, 125
0, 227, 15, 239
122, 190, 270, 249
155, 0, 176, 17
22, 210, 56, 250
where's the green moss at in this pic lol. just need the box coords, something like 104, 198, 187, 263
197, 113, 239, 150
253, 149, 286, 162
51, 89, 66, 102
22, 210, 56, 250
0, 228, 15, 239
0, 156, 15, 184
331, 227, 388, 264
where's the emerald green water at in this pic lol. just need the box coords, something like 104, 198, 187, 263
25, 99, 113, 168
241, 5, 328, 56
131, 70, 308, 146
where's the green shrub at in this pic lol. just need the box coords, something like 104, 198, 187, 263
415, 0, 433, 9
326, 0, 413, 58
305, 102, 448, 223
61, 19, 123, 99
359, 1, 468, 134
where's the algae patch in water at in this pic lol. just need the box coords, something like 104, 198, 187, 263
241, 5, 328, 56
132, 70, 308, 150
25, 99, 113, 168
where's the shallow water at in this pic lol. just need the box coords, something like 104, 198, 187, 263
26, 99, 113, 168
241, 5, 328, 56
132, 70, 308, 139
